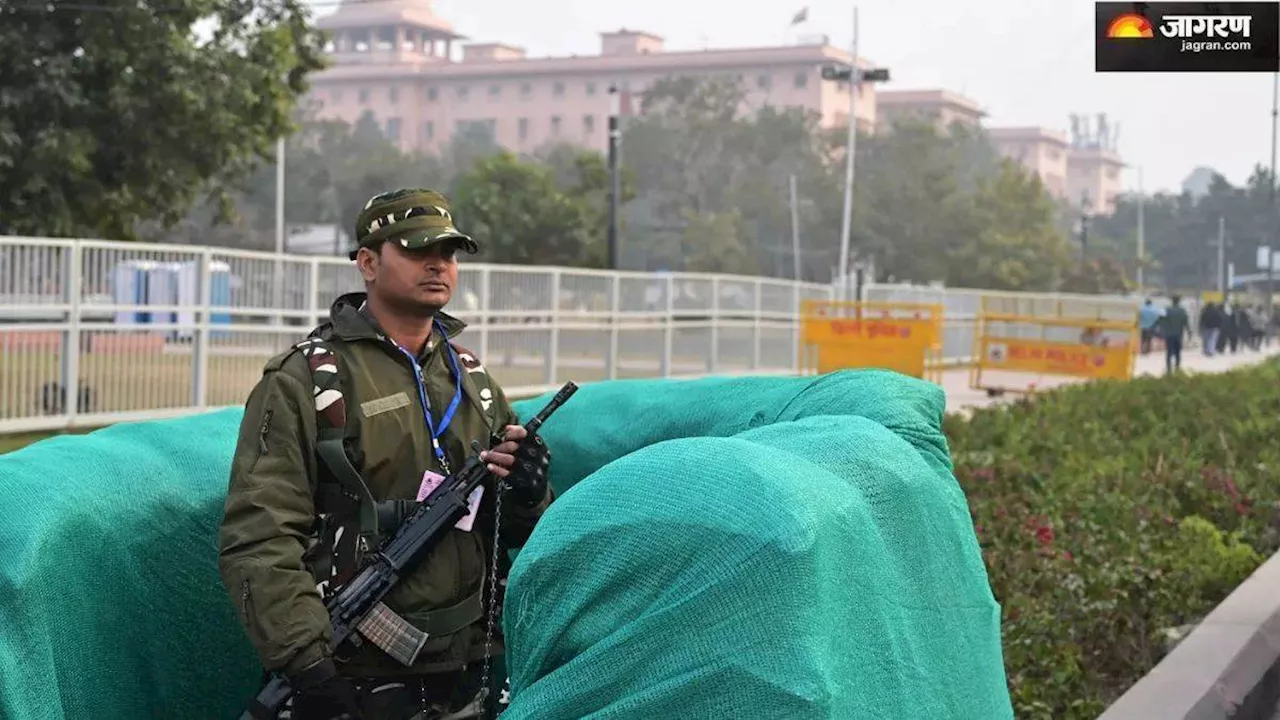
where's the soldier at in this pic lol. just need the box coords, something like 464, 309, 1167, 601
218, 188, 554, 720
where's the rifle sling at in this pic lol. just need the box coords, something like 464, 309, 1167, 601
315, 432, 380, 538
399, 589, 485, 637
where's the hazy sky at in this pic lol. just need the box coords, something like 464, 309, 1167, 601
310, 0, 1277, 195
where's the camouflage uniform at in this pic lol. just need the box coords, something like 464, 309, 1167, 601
217, 190, 551, 718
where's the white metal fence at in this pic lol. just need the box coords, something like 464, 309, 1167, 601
0, 236, 1143, 434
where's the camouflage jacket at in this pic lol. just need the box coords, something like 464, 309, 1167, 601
217, 292, 551, 678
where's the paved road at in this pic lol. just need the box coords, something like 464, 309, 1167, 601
940, 344, 1280, 414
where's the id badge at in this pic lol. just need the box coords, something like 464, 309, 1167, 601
417, 470, 447, 502
455, 487, 484, 532
417, 471, 483, 532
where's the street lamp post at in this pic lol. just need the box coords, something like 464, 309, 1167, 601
1079, 191, 1093, 259
607, 85, 622, 270
820, 6, 889, 301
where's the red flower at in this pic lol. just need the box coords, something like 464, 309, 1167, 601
1062, 550, 1073, 561
1035, 525, 1055, 546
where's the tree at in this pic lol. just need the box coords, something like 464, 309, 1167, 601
948, 161, 1076, 291
851, 118, 977, 283
450, 151, 602, 267
0, 0, 326, 240
1089, 166, 1279, 293
1059, 256, 1132, 294
534, 142, 638, 252
619, 74, 840, 275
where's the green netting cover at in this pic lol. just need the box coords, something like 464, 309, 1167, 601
504, 372, 1012, 719
0, 371, 1010, 719
0, 408, 261, 720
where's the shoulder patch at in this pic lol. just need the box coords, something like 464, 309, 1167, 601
451, 342, 497, 417
294, 337, 346, 428
451, 343, 487, 375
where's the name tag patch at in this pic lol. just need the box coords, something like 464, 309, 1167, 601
361, 391, 410, 418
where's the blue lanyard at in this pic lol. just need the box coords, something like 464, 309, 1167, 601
395, 321, 463, 472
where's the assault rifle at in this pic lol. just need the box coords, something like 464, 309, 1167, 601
240, 381, 578, 720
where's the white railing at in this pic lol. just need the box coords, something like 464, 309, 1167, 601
0, 236, 837, 433
0, 236, 1145, 434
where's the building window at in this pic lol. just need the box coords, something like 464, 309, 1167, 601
550, 115, 562, 136
455, 119, 496, 144
520, 83, 532, 98
583, 114, 595, 134
757, 74, 771, 89
421, 121, 434, 142
1107, 168, 1119, 180
518, 117, 529, 141
385, 117, 401, 142
389, 87, 398, 103
457, 86, 469, 100
358, 88, 370, 104
1047, 149, 1061, 161
586, 81, 597, 95
489, 84, 501, 97
553, 82, 565, 96
427, 87, 438, 101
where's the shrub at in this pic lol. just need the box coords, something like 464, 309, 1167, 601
945, 362, 1280, 718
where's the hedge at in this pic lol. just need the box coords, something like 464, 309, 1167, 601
944, 360, 1280, 719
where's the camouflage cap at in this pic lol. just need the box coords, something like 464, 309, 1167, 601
349, 188, 478, 261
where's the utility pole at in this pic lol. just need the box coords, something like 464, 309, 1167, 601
789, 174, 802, 281
836, 7, 859, 302
1079, 191, 1092, 260
274, 135, 285, 326
821, 7, 889, 300
1217, 216, 1227, 298
1137, 167, 1145, 294
1267, 69, 1278, 322
607, 85, 622, 270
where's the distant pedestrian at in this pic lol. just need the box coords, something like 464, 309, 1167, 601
1158, 295, 1191, 374
1138, 299, 1163, 355
1198, 302, 1222, 357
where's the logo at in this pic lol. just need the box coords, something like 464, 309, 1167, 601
1096, 2, 1278, 72
986, 343, 1008, 363
1106, 12, 1155, 37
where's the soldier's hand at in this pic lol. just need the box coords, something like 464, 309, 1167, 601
479, 425, 526, 478
481, 425, 550, 506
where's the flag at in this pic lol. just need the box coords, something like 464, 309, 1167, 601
790, 7, 808, 26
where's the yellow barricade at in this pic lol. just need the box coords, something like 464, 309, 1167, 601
968, 300, 1139, 396
800, 301, 944, 382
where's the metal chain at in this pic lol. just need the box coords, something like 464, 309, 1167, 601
478, 473, 505, 714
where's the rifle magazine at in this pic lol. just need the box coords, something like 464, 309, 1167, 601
355, 601, 429, 667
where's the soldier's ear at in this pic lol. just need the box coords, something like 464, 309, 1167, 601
355, 246, 380, 282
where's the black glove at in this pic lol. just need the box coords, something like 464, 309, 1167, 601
504, 433, 550, 507
289, 658, 362, 720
